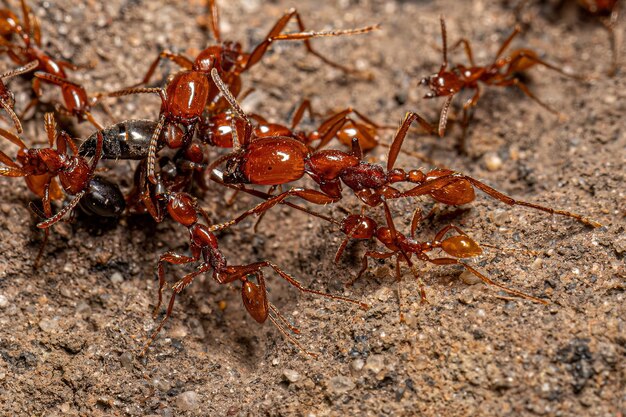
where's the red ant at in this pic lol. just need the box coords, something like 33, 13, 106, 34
208, 68, 600, 230
0, 113, 104, 265
104, 4, 378, 186
0, 0, 103, 128
138, 187, 367, 356
199, 99, 384, 153
333, 202, 548, 320
209, 182, 548, 322
420, 17, 581, 141
0, 60, 37, 132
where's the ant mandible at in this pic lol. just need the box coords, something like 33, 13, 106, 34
420, 16, 581, 141
209, 68, 599, 230
0, 0, 103, 129
0, 113, 104, 265
139, 187, 368, 356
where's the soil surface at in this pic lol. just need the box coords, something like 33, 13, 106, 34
0, 0, 624, 416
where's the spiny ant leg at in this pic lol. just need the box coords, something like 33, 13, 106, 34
135, 50, 194, 87
387, 111, 436, 171
143, 266, 210, 356
494, 25, 522, 60
463, 176, 602, 227
426, 256, 548, 304
245, 8, 379, 75
346, 250, 394, 287
155, 252, 198, 317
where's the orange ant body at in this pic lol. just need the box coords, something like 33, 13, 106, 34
140, 188, 367, 356
105, 2, 377, 186
209, 69, 599, 230
420, 17, 579, 141
0, 0, 102, 128
0, 113, 104, 264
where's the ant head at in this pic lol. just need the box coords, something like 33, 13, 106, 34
341, 214, 377, 240
193, 46, 224, 73
441, 235, 482, 258
420, 72, 461, 98
166, 192, 198, 227
241, 276, 268, 323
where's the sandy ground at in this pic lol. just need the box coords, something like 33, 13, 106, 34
0, 0, 624, 416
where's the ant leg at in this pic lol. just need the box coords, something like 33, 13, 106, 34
0, 125, 27, 148
33, 181, 52, 268
387, 111, 437, 171
458, 85, 481, 152
245, 8, 378, 74
267, 303, 317, 358
462, 175, 601, 227
438, 16, 449, 70
494, 25, 522, 60
450, 38, 476, 66
211, 188, 338, 231
207, 0, 221, 42
433, 224, 470, 241
155, 252, 198, 317
426, 256, 548, 304
143, 265, 211, 355
135, 51, 194, 87
504, 49, 582, 80
346, 250, 394, 287
252, 184, 278, 232
0, 149, 21, 170
395, 256, 406, 323
291, 99, 315, 129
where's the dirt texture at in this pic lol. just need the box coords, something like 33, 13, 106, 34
0, 0, 624, 416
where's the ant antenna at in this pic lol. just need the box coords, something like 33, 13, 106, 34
210, 68, 250, 125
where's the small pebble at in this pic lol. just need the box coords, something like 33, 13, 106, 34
460, 270, 482, 285
176, 391, 199, 411
39, 317, 60, 333
110, 272, 123, 284
283, 369, 300, 383
119, 352, 133, 370
364, 354, 385, 374
0, 294, 8, 309
327, 375, 355, 394
483, 152, 503, 171
350, 358, 365, 373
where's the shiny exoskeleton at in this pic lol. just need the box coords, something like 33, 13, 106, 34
141, 189, 367, 356
0, 0, 102, 128
420, 17, 581, 140
0, 113, 103, 265
105, 2, 377, 186
209, 69, 600, 230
